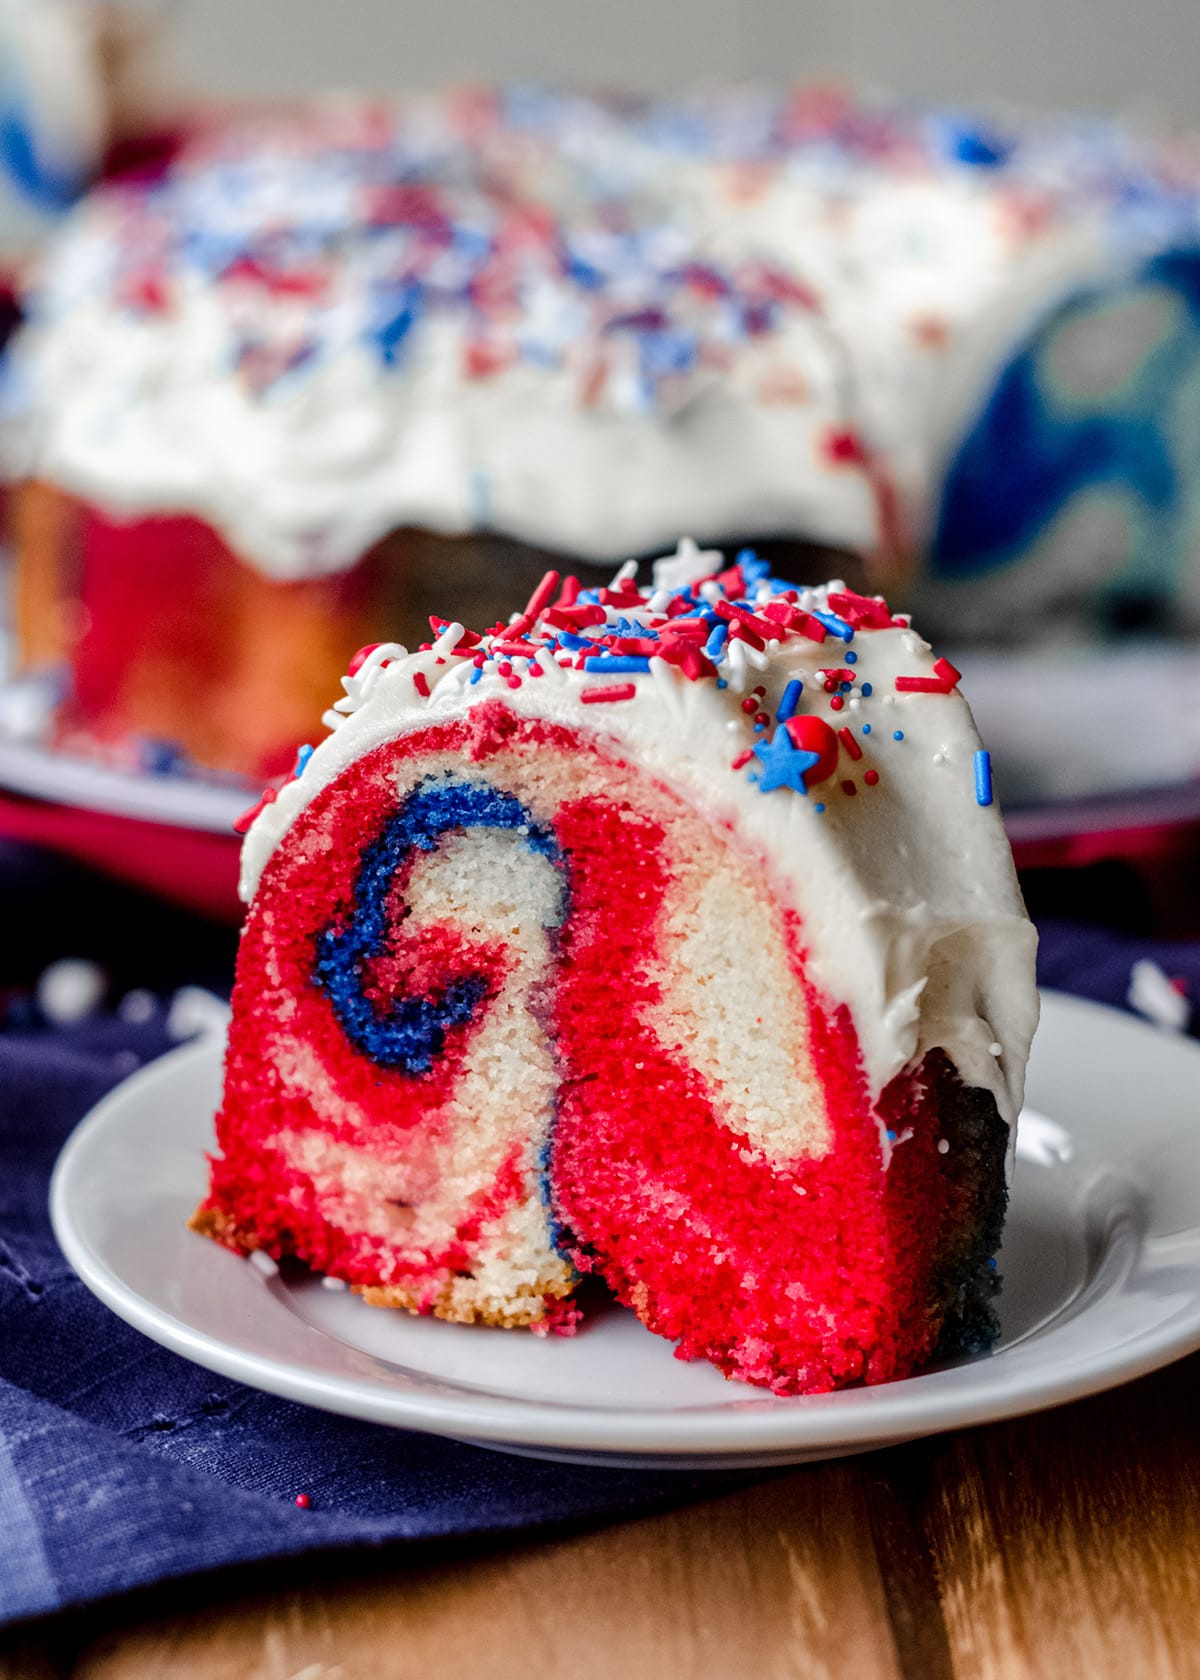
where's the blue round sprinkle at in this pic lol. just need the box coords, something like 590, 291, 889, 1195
814, 802, 825, 813
861, 682, 873, 697
754, 721, 767, 732
716, 679, 727, 690
893, 730, 905, 741
862, 723, 872, 735
845, 650, 857, 664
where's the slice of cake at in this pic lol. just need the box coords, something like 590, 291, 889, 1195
192, 543, 1038, 1394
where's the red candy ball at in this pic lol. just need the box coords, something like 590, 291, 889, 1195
348, 643, 382, 677
784, 714, 839, 783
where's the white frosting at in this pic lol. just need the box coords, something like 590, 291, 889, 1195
239, 554, 1038, 1130
5, 89, 1198, 577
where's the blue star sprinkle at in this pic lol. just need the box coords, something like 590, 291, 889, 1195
752, 727, 821, 794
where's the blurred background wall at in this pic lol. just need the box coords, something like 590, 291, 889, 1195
173, 0, 1200, 117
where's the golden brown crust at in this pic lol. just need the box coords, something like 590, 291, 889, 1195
186, 1200, 261, 1252
357, 1275, 577, 1330
189, 1201, 577, 1328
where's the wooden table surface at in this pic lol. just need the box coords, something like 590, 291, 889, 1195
3, 1350, 1198, 1680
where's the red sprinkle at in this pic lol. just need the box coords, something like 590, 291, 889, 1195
543, 604, 607, 630
580, 683, 637, 704
508, 569, 560, 636
829, 695, 845, 712
841, 779, 858, 796
731, 748, 756, 770
864, 769, 880, 786
656, 640, 715, 681
934, 657, 962, 688
740, 698, 758, 715
838, 727, 862, 761
824, 427, 869, 466
826, 590, 903, 631
412, 671, 430, 698
715, 600, 783, 640
233, 785, 279, 835
294, 1494, 311, 1510
895, 657, 962, 696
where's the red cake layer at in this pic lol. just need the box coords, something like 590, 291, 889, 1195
197, 699, 1007, 1390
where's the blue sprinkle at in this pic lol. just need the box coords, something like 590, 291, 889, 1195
776, 677, 803, 723
293, 743, 314, 778
812, 609, 854, 641
716, 678, 727, 689
844, 650, 858, 664
861, 682, 873, 697
469, 666, 483, 685
754, 721, 767, 732
839, 681, 853, 693
735, 548, 772, 586
705, 622, 729, 660
139, 739, 187, 777
814, 802, 825, 814
583, 655, 651, 674
893, 730, 905, 741
887, 1129, 897, 1142
862, 723, 872, 735
988, 1256, 998, 1269
948, 124, 1012, 169
559, 631, 597, 652
974, 748, 994, 806
370, 280, 423, 365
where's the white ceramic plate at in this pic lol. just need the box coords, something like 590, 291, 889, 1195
0, 734, 248, 831
50, 992, 1200, 1469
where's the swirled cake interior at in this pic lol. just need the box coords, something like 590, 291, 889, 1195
193, 548, 1037, 1394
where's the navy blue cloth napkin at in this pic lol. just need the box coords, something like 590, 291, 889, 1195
2, 837, 1198, 1625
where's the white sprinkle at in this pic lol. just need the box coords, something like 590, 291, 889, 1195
609, 558, 638, 589
166, 986, 232, 1042
320, 1275, 349, 1292
37, 959, 105, 1024
118, 988, 157, 1024
516, 824, 529, 835
249, 1251, 279, 1278
937, 1138, 950, 1155
431, 620, 465, 659
989, 1041, 1003, 1057
1128, 959, 1190, 1032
